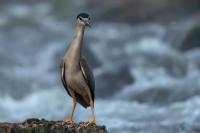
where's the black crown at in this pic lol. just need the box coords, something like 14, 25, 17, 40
77, 13, 90, 19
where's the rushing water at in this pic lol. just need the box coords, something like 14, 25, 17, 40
0, 3, 200, 133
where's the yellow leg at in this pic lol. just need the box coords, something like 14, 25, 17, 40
86, 97, 97, 126
90, 99, 96, 124
66, 98, 77, 124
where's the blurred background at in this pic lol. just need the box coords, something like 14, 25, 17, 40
0, 0, 200, 132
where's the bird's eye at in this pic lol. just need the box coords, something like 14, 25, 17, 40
79, 17, 83, 21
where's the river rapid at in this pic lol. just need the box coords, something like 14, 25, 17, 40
0, 3, 200, 133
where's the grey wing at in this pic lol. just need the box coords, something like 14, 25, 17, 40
79, 58, 95, 100
60, 60, 71, 97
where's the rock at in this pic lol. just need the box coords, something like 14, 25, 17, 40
179, 20, 200, 52
166, 14, 200, 52
83, 44, 102, 69
0, 118, 108, 133
126, 83, 200, 105
134, 52, 187, 77
85, 0, 200, 23
95, 65, 134, 98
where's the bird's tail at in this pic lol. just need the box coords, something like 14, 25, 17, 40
75, 93, 90, 108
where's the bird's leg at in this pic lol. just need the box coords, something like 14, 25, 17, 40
66, 98, 77, 124
90, 100, 96, 124
86, 97, 97, 126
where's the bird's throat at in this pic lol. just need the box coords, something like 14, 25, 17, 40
66, 24, 85, 64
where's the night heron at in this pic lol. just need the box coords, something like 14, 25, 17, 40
60, 13, 96, 125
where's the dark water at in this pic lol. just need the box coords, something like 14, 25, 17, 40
0, 3, 200, 133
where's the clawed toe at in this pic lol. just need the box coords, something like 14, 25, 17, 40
66, 119, 75, 125
54, 121, 65, 127
84, 119, 97, 127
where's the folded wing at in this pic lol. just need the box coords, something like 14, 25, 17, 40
60, 60, 71, 96
79, 58, 95, 100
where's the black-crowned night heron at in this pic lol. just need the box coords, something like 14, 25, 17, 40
60, 13, 96, 125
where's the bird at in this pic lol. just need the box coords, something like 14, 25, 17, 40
60, 13, 96, 125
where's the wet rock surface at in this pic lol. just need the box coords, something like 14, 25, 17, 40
0, 118, 108, 133
95, 65, 134, 98
180, 21, 200, 52
85, 0, 200, 23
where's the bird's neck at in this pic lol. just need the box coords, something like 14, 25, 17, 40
66, 24, 85, 64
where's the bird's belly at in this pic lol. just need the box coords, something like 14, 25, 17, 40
66, 71, 89, 95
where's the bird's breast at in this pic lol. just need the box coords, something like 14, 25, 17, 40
65, 64, 81, 82
66, 70, 87, 91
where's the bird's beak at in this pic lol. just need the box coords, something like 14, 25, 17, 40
86, 21, 91, 27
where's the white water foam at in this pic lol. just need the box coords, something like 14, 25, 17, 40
0, 88, 200, 132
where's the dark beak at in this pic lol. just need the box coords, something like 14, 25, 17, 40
86, 21, 91, 27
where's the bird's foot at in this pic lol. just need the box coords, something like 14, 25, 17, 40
85, 119, 97, 127
55, 121, 66, 127
66, 119, 74, 125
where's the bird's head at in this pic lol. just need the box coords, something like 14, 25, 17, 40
76, 13, 91, 27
